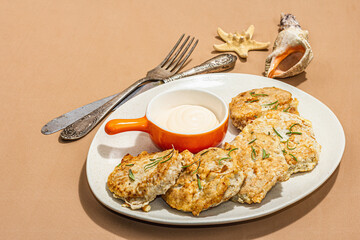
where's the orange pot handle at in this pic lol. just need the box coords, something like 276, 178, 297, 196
105, 116, 149, 135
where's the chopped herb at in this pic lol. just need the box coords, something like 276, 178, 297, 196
245, 99, 259, 103
182, 150, 209, 170
117, 163, 122, 167
126, 163, 134, 166
227, 148, 238, 156
273, 127, 283, 139
254, 115, 258, 118
282, 149, 287, 154
289, 153, 298, 161
251, 146, 257, 160
263, 100, 278, 107
286, 131, 302, 135
192, 161, 201, 174
283, 106, 291, 112
271, 103, 279, 110
218, 157, 231, 165
201, 150, 209, 156
289, 123, 300, 131
128, 169, 135, 181
250, 91, 268, 97
262, 149, 270, 159
144, 146, 175, 170
286, 139, 296, 150
196, 174, 202, 190
248, 138, 257, 144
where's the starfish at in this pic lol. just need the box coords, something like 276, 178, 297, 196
213, 26, 270, 59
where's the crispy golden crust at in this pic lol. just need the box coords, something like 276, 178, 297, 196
107, 148, 183, 210
229, 87, 299, 130
258, 111, 321, 175
231, 111, 321, 204
231, 125, 289, 204
163, 147, 244, 216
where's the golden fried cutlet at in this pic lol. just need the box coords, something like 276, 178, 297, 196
163, 147, 244, 216
229, 87, 299, 130
107, 148, 183, 211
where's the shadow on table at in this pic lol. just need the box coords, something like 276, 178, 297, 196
78, 160, 339, 239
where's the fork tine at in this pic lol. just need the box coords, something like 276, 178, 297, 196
168, 37, 194, 71
162, 36, 190, 69
159, 34, 185, 67
171, 39, 198, 73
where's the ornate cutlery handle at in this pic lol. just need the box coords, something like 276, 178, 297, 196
60, 78, 154, 140
165, 54, 237, 82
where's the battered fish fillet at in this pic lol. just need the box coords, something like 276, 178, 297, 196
107, 148, 183, 211
229, 87, 299, 130
163, 146, 244, 216
252, 111, 321, 175
230, 124, 290, 204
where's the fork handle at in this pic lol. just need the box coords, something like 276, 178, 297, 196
165, 54, 237, 82
60, 77, 154, 140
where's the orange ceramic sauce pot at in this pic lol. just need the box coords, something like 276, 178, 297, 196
105, 89, 229, 153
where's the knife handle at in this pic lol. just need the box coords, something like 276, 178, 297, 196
60, 77, 153, 140
165, 53, 237, 82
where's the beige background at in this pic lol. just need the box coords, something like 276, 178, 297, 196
1, 0, 359, 239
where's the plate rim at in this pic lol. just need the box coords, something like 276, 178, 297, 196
86, 73, 345, 225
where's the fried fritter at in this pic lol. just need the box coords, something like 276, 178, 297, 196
231, 111, 321, 204
229, 87, 299, 130
230, 125, 290, 204
107, 148, 183, 211
163, 147, 244, 216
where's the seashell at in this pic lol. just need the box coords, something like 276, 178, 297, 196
265, 14, 313, 78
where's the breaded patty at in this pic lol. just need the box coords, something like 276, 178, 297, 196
107, 148, 183, 211
163, 146, 244, 216
230, 125, 290, 204
252, 111, 321, 175
229, 87, 299, 130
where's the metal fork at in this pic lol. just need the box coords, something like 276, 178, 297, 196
60, 34, 198, 140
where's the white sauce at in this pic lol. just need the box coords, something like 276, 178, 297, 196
155, 105, 219, 133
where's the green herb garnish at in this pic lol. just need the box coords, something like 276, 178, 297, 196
227, 148, 238, 156
218, 148, 238, 165
248, 138, 257, 144
128, 169, 135, 181
289, 123, 300, 131
271, 103, 279, 110
126, 163, 134, 166
286, 139, 296, 150
250, 91, 268, 97
196, 174, 202, 190
282, 149, 287, 154
251, 146, 257, 160
262, 149, 270, 159
245, 99, 259, 103
289, 153, 298, 161
283, 106, 291, 112
144, 146, 175, 170
273, 127, 283, 139
182, 150, 209, 170
263, 100, 278, 107
286, 131, 302, 135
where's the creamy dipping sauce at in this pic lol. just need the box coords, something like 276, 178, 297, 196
155, 105, 219, 133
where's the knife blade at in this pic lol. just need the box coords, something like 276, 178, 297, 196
41, 54, 236, 135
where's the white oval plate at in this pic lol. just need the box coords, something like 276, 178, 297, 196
86, 73, 345, 225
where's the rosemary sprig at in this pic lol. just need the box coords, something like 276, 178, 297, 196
289, 123, 300, 131
283, 106, 291, 112
273, 127, 283, 139
245, 99, 259, 103
196, 174, 202, 190
286, 131, 302, 135
286, 139, 296, 150
251, 146, 257, 160
182, 150, 209, 174
289, 153, 298, 162
248, 138, 257, 144
144, 146, 175, 170
250, 91, 268, 97
282, 149, 287, 154
262, 149, 270, 159
126, 163, 134, 166
128, 169, 135, 181
263, 100, 278, 107
219, 148, 238, 165
271, 103, 279, 110
117, 163, 122, 167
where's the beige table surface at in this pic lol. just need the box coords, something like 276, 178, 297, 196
1, 0, 359, 239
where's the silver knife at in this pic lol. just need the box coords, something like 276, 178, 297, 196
41, 54, 236, 136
